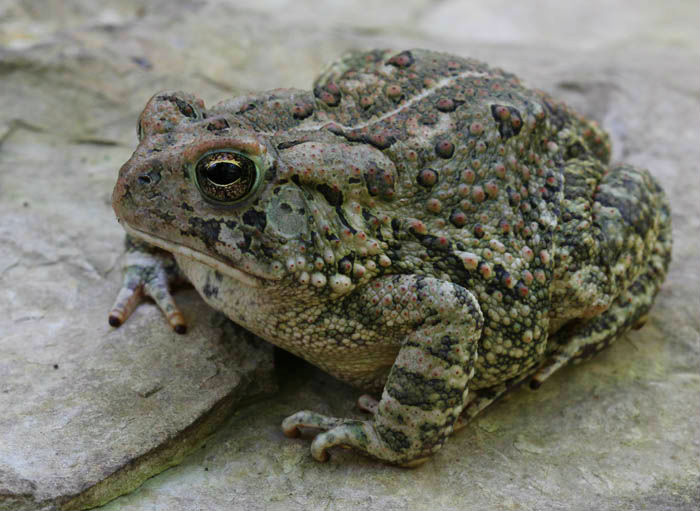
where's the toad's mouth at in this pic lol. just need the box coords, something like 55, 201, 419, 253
122, 224, 269, 288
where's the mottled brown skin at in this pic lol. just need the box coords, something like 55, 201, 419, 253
110, 49, 672, 465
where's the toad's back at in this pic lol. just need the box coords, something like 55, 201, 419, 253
203, 49, 669, 390
287, 49, 626, 386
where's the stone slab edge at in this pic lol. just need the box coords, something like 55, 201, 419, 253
2, 361, 276, 511
67, 372, 276, 511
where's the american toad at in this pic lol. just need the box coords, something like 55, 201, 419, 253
109, 49, 672, 466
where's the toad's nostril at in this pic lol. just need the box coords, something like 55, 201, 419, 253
136, 165, 162, 186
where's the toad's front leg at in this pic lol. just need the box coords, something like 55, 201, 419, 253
108, 235, 187, 333
282, 276, 483, 466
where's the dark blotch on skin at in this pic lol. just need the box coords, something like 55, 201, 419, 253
436, 98, 459, 113
188, 217, 221, 249
565, 141, 588, 160
435, 140, 455, 159
420, 235, 452, 252
391, 218, 401, 235
325, 125, 396, 150
159, 95, 197, 118
362, 207, 378, 225
206, 118, 230, 131
449, 209, 467, 227
376, 425, 411, 452
292, 102, 314, 120
417, 169, 438, 187
419, 113, 438, 125
387, 367, 463, 411
242, 209, 267, 232
491, 104, 523, 140
338, 254, 354, 275
314, 84, 341, 107
317, 183, 343, 207
261, 244, 276, 259
277, 140, 305, 150
364, 167, 395, 199
203, 282, 219, 299
365, 132, 396, 150
335, 206, 356, 234
237, 103, 256, 114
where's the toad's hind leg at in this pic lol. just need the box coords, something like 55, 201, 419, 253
531, 269, 662, 388
282, 276, 483, 466
530, 238, 668, 389
452, 369, 542, 432
532, 163, 672, 388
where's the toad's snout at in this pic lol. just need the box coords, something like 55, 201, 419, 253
112, 156, 166, 227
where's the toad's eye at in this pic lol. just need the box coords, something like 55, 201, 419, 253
194, 151, 261, 205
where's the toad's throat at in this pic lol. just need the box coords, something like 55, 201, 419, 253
121, 223, 267, 288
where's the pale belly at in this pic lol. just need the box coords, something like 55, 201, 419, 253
175, 254, 399, 390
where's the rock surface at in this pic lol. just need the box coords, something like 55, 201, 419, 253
0, 27, 278, 508
1, 1, 698, 510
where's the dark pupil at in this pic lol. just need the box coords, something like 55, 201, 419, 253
206, 162, 241, 185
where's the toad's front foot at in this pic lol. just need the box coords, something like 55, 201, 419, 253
282, 410, 427, 466
282, 275, 484, 466
108, 236, 186, 333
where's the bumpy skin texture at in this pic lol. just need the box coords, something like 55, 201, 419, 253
110, 49, 672, 465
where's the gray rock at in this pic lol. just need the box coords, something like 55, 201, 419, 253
0, 264, 275, 511
1, 1, 698, 510
0, 46, 277, 508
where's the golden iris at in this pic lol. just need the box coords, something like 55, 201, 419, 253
194, 151, 258, 204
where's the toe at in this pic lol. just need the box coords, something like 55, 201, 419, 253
108, 280, 144, 327
356, 394, 379, 414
